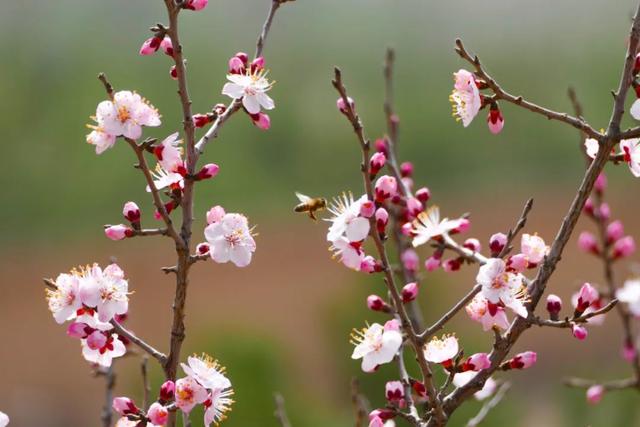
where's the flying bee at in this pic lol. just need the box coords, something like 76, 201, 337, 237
294, 192, 327, 221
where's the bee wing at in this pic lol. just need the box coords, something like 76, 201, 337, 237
295, 192, 311, 203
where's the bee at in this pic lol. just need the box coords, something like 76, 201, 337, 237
294, 192, 327, 221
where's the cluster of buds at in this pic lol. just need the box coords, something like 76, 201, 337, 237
450, 69, 504, 134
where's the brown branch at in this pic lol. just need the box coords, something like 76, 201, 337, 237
332, 67, 446, 424
528, 299, 618, 328
465, 382, 510, 427
497, 198, 534, 258
141, 356, 151, 410
419, 285, 482, 341
564, 376, 638, 391
350, 378, 370, 427
454, 39, 601, 140
110, 319, 168, 365
99, 366, 116, 427
439, 3, 640, 419
273, 393, 292, 427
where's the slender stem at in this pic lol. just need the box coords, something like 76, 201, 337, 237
465, 382, 510, 427
100, 366, 115, 427
141, 356, 151, 410
111, 319, 168, 364
420, 285, 482, 341
350, 378, 371, 427
273, 393, 292, 427
564, 376, 638, 391
528, 299, 618, 328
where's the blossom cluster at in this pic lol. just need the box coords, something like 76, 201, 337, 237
113, 355, 233, 427
45, 263, 130, 367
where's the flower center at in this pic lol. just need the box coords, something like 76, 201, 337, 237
117, 105, 131, 123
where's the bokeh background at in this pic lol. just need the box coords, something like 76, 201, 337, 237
2, 0, 640, 425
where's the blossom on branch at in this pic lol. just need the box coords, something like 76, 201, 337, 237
450, 69, 481, 127
351, 320, 403, 372
204, 212, 256, 267
411, 206, 465, 247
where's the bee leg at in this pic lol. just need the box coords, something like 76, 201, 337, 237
309, 211, 317, 221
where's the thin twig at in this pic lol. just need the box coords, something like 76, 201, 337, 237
110, 319, 168, 365
420, 285, 482, 341
274, 393, 292, 427
497, 198, 534, 258
100, 366, 116, 427
528, 299, 618, 328
465, 382, 511, 427
141, 356, 151, 410
564, 376, 638, 390
350, 378, 370, 427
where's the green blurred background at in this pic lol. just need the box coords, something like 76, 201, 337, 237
2, 0, 640, 426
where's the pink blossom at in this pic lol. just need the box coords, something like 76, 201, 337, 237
367, 295, 388, 312
228, 56, 245, 74
113, 397, 138, 416
586, 385, 604, 404
79, 263, 129, 322
139, 36, 162, 55
360, 200, 376, 218
374, 175, 397, 201
489, 232, 507, 255
401, 222, 412, 236
160, 37, 174, 57
406, 197, 423, 219
204, 387, 235, 427
159, 380, 175, 402
82, 333, 126, 367
351, 322, 402, 372
401, 249, 419, 272
450, 69, 481, 127
575, 282, 599, 314
184, 0, 208, 11
606, 220, 625, 243
147, 402, 168, 425
250, 112, 271, 130
508, 351, 537, 369
520, 233, 549, 265
415, 187, 430, 203
465, 294, 510, 331
577, 231, 599, 255
181, 354, 231, 391
123, 201, 140, 223
487, 106, 504, 134
477, 258, 528, 318
375, 207, 389, 233
594, 173, 607, 193
175, 377, 208, 413
385, 380, 405, 403
597, 202, 611, 221
105, 224, 132, 241
613, 236, 636, 259
464, 353, 491, 371
196, 163, 220, 180
453, 218, 471, 234
424, 255, 441, 272
222, 68, 275, 115
507, 253, 528, 273
250, 56, 265, 73
368, 417, 384, 427
46, 273, 82, 324
400, 161, 413, 177
204, 213, 256, 267
463, 238, 481, 252
423, 335, 458, 365
94, 90, 161, 141
619, 138, 640, 177
67, 322, 90, 339
206, 206, 226, 224
622, 340, 637, 362
401, 282, 419, 303
360, 256, 379, 273
442, 258, 461, 272
572, 324, 588, 340
154, 132, 184, 173
369, 152, 386, 176
86, 330, 107, 350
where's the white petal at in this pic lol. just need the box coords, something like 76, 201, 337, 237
346, 217, 370, 242
632, 99, 640, 120
242, 95, 261, 115
257, 92, 275, 110
222, 83, 245, 99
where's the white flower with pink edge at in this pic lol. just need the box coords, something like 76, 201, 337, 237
79, 263, 129, 323
424, 335, 459, 364
204, 213, 256, 267
326, 192, 371, 243
476, 258, 528, 318
81, 332, 126, 367
95, 90, 160, 140
450, 69, 481, 127
351, 320, 402, 372
181, 355, 231, 390
222, 68, 275, 115
411, 206, 464, 248
46, 273, 82, 324
465, 294, 510, 331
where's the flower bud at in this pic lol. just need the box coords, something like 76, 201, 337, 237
507, 253, 528, 273
405, 197, 423, 219
375, 175, 398, 202
112, 397, 138, 416
577, 231, 599, 255
400, 161, 413, 177
594, 173, 607, 194
463, 238, 481, 252
250, 112, 271, 130
228, 56, 245, 74
170, 65, 178, 80
374, 138, 388, 155
401, 177, 413, 194
400, 222, 413, 236
159, 381, 175, 402
464, 353, 491, 371
586, 385, 604, 405
234, 52, 249, 65
160, 36, 174, 57
575, 283, 598, 314
506, 351, 537, 370
401, 249, 419, 273
105, 224, 133, 241
336, 96, 355, 115
147, 402, 169, 425
401, 282, 419, 303
487, 105, 504, 134
572, 324, 588, 340
196, 163, 220, 180
196, 243, 210, 255
489, 233, 508, 255
123, 201, 141, 223
67, 322, 90, 339
385, 380, 405, 403
184, 0, 208, 11
139, 36, 162, 55
368, 417, 384, 427
415, 187, 430, 203
375, 208, 389, 233
597, 203, 611, 222
193, 113, 212, 128
369, 152, 386, 177
623, 340, 637, 362
613, 236, 636, 259
360, 256, 380, 274
424, 255, 441, 272
206, 206, 226, 224
250, 56, 265, 73
213, 103, 227, 115
360, 200, 375, 218
635, 52, 640, 74
86, 330, 107, 350
583, 198, 595, 217
384, 319, 401, 332
367, 294, 388, 312
442, 258, 461, 272
452, 218, 471, 234
606, 220, 625, 244
546, 294, 562, 320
